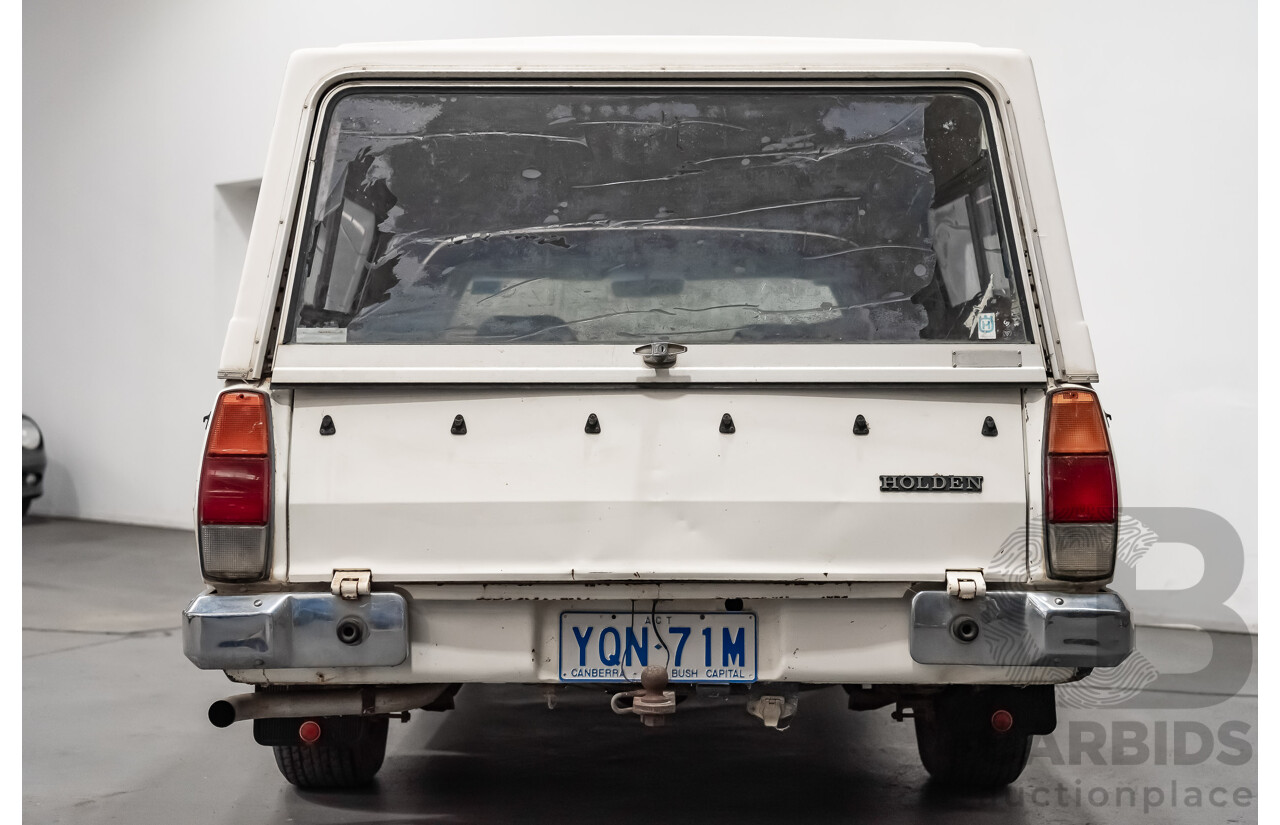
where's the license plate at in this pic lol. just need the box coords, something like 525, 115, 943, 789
559, 611, 757, 683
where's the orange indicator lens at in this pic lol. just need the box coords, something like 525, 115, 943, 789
207, 392, 269, 456
1046, 390, 1109, 454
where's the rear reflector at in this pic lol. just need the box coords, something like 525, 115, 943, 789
1044, 388, 1117, 581
199, 390, 271, 582
299, 720, 322, 745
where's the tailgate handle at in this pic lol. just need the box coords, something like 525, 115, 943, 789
634, 341, 688, 368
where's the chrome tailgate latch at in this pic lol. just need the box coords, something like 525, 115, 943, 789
945, 570, 987, 600
634, 341, 687, 368
331, 569, 372, 600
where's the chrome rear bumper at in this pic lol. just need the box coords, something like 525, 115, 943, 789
909, 590, 1132, 668
183, 586, 1128, 684
183, 592, 408, 670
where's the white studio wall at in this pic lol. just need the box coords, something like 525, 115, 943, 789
21, 0, 1257, 631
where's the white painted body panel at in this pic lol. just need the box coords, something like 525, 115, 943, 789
286, 386, 1030, 583
271, 343, 1045, 384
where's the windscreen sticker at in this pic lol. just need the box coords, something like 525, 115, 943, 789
294, 327, 348, 343
977, 312, 996, 339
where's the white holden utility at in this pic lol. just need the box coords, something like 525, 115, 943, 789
184, 37, 1133, 790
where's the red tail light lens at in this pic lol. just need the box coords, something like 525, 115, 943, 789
199, 456, 270, 524
1043, 388, 1117, 580
1046, 455, 1117, 523
198, 390, 271, 581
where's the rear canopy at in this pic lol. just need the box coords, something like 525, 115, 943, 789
219, 38, 1097, 384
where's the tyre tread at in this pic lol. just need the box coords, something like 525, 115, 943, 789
915, 714, 1032, 789
271, 716, 387, 789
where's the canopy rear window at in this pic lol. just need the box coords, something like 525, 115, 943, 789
286, 86, 1030, 347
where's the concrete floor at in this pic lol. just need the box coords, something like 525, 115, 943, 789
23, 518, 1258, 824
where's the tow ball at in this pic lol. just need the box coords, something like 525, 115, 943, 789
611, 666, 677, 727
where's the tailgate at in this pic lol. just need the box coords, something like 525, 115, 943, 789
284, 386, 1029, 583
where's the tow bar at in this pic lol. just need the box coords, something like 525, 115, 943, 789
611, 666, 677, 727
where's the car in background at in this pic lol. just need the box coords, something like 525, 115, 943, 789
22, 415, 44, 515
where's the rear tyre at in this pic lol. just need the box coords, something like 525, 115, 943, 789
914, 710, 1032, 789
272, 716, 388, 789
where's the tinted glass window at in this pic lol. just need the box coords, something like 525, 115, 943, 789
289, 89, 1029, 345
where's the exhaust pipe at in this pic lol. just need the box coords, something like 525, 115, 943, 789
208, 684, 449, 728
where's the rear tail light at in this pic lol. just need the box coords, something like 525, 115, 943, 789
1043, 388, 1117, 580
198, 390, 271, 582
